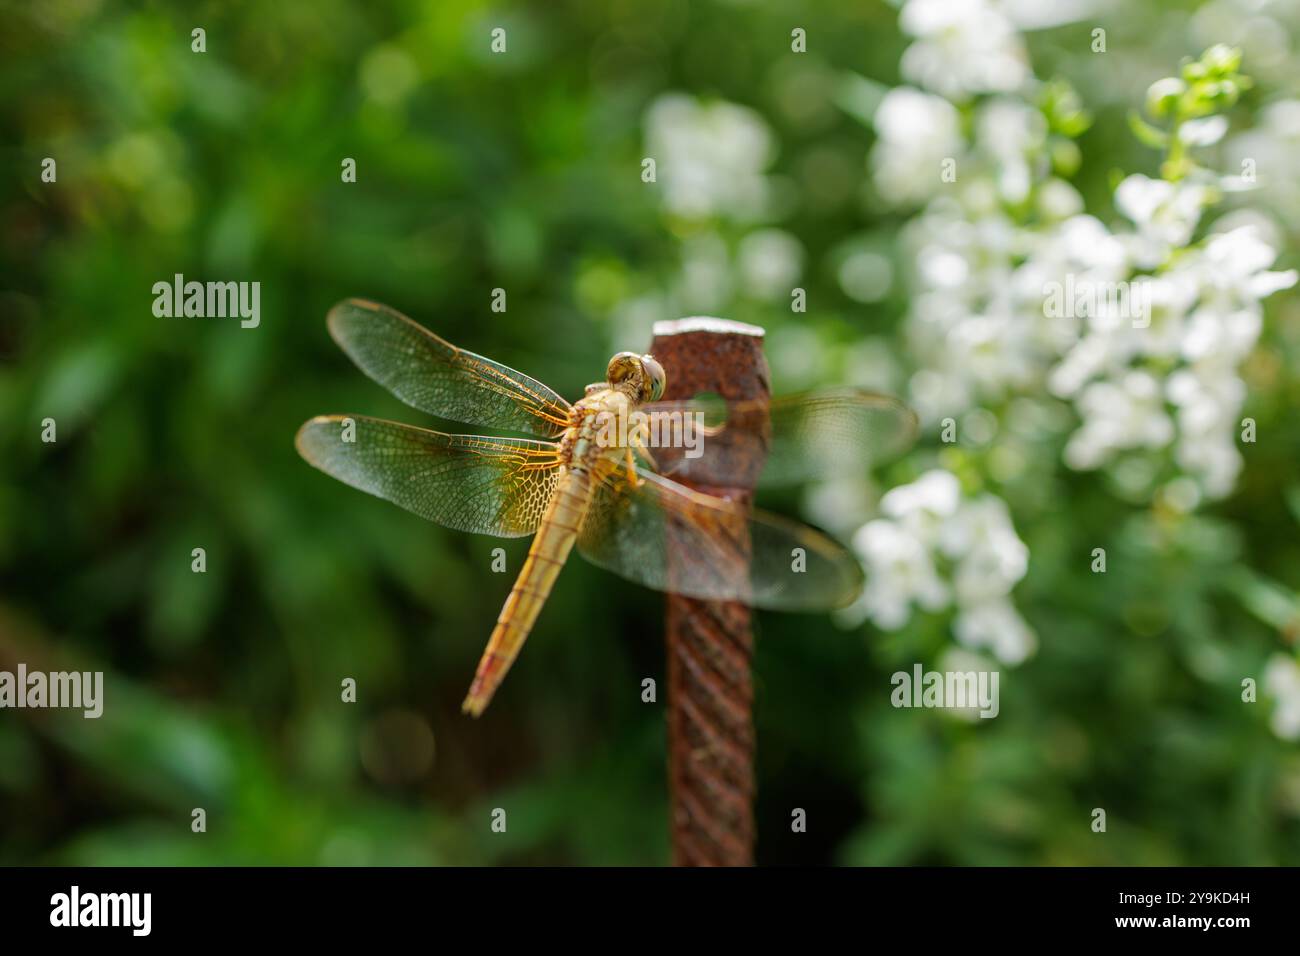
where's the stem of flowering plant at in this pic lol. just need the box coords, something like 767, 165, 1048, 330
1163, 116, 1187, 181
648, 317, 771, 867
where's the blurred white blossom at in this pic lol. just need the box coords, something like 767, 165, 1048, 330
953, 598, 1036, 665
861, 9, 1298, 677
736, 228, 803, 301
1114, 174, 1213, 266
1049, 218, 1294, 494
1063, 372, 1174, 471
1199, 224, 1299, 305
1179, 115, 1229, 146
837, 247, 894, 303
850, 469, 1036, 664
870, 87, 961, 205
975, 97, 1046, 203
876, 46, 1295, 502
1227, 99, 1300, 223
676, 232, 733, 311
854, 518, 949, 630
1264, 655, 1300, 740
899, 0, 1030, 101
645, 93, 775, 221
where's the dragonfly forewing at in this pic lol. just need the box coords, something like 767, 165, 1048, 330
328, 298, 573, 438
296, 414, 562, 537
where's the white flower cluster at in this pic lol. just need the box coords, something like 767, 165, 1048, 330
1051, 181, 1295, 499
880, 11, 1296, 503
903, 188, 1294, 501
853, 3, 1054, 659
898, 0, 1030, 102
859, 0, 1295, 682
850, 470, 1036, 664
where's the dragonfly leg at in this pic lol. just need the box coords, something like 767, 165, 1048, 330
624, 446, 657, 487
628, 431, 657, 482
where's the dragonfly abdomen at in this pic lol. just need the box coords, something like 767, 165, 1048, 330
461, 468, 595, 716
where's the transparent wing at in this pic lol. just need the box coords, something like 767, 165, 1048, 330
576, 463, 864, 611
296, 415, 562, 537
639, 387, 917, 487
327, 298, 572, 438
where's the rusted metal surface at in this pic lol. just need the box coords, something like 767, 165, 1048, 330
648, 317, 770, 867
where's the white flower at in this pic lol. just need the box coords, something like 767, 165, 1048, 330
854, 472, 1034, 664
870, 87, 962, 206
644, 94, 775, 221
854, 519, 950, 629
1166, 366, 1247, 496
942, 496, 1029, 604
1048, 333, 1118, 399
1178, 306, 1260, 363
1133, 271, 1199, 360
915, 244, 971, 290
975, 98, 1046, 203
1037, 179, 1085, 220
953, 598, 1037, 664
1173, 432, 1241, 499
736, 229, 803, 301
881, 468, 961, 527
898, 0, 1029, 100
1114, 174, 1213, 264
1178, 115, 1229, 146
837, 248, 894, 304
944, 311, 1039, 395
976, 97, 1044, 159
909, 366, 977, 423
1264, 655, 1300, 741
1047, 214, 1131, 276
676, 232, 732, 311
1226, 100, 1300, 222
1166, 366, 1243, 445
1198, 225, 1298, 304
1064, 371, 1174, 470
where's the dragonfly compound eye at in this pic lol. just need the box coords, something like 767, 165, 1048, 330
606, 352, 642, 386
642, 354, 665, 401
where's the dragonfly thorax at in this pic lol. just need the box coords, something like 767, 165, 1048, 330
562, 389, 642, 471
561, 353, 664, 471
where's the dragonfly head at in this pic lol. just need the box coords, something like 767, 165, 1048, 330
606, 352, 665, 403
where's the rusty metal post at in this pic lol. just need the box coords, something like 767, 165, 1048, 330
648, 317, 770, 867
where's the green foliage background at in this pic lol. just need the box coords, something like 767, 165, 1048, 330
2, 0, 1298, 865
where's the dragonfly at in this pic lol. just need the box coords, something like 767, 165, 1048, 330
296, 299, 917, 716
